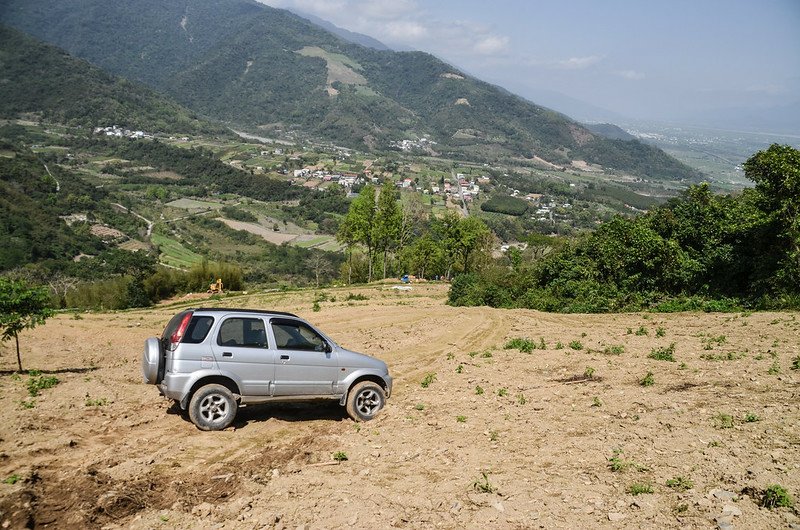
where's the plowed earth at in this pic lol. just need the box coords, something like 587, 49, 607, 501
1, 284, 798, 529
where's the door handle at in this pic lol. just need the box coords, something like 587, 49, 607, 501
222, 352, 233, 357
280, 355, 290, 360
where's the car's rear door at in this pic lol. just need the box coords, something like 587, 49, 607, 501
210, 315, 275, 396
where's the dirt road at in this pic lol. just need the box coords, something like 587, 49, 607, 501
1, 284, 798, 528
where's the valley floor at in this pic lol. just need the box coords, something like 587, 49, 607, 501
0, 284, 798, 528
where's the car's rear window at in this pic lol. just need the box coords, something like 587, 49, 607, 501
183, 316, 214, 344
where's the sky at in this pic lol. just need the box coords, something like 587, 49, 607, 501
258, 0, 800, 130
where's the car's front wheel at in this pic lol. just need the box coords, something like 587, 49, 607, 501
188, 384, 238, 431
345, 381, 386, 421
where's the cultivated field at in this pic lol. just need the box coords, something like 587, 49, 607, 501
1, 284, 798, 528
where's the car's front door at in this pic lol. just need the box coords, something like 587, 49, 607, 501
210, 316, 274, 396
269, 318, 339, 396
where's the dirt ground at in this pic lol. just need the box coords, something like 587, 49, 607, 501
1, 284, 798, 529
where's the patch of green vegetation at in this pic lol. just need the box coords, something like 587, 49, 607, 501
635, 326, 649, 336
151, 232, 204, 269
569, 340, 583, 351
26, 374, 59, 397
666, 476, 694, 492
475, 385, 484, 395
85, 396, 108, 407
655, 327, 666, 337
504, 338, 535, 353
640, 372, 655, 387
332, 451, 348, 462
767, 361, 781, 375
456, 415, 467, 423
414, 403, 425, 411
648, 343, 676, 362
744, 412, 760, 423
420, 373, 436, 388
497, 387, 508, 397
759, 484, 793, 509
604, 345, 625, 355
628, 483, 654, 496
472, 472, 496, 494
714, 412, 734, 429
3, 475, 21, 485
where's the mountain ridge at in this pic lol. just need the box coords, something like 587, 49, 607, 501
0, 0, 701, 180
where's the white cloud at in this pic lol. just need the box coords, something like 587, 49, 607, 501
384, 20, 428, 41
554, 55, 603, 70
357, 0, 419, 20
616, 69, 645, 80
474, 35, 509, 56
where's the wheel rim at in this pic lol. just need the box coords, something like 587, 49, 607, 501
355, 388, 382, 417
199, 393, 230, 424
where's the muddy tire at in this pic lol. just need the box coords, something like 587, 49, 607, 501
188, 384, 238, 431
345, 381, 385, 422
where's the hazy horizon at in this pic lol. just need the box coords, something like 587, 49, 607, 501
259, 0, 800, 134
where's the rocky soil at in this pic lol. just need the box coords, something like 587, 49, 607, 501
1, 284, 798, 529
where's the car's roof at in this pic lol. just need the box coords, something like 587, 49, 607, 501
191, 308, 300, 318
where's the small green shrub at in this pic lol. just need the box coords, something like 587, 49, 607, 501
555, 341, 564, 350
497, 387, 508, 397
538, 337, 547, 349
26, 375, 59, 397
584, 367, 596, 379
3, 475, 21, 485
312, 301, 321, 312
604, 345, 625, 355
791, 355, 800, 370
569, 340, 583, 351
666, 476, 694, 492
472, 472, 496, 493
768, 361, 781, 375
635, 326, 648, 336
19, 399, 35, 409
714, 413, 734, 429
455, 364, 463, 374
85, 396, 108, 407
456, 415, 467, 423
744, 412, 760, 423
420, 373, 436, 388
591, 396, 602, 407
640, 372, 655, 387
504, 338, 535, 353
345, 292, 368, 301
475, 385, 484, 395
414, 403, 425, 411
332, 451, 348, 462
760, 484, 793, 509
517, 393, 527, 405
480, 350, 493, 358
648, 343, 676, 362
628, 483, 654, 495
655, 327, 666, 337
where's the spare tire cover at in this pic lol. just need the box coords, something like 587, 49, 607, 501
141, 337, 163, 384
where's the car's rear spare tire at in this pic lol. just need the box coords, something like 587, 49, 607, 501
346, 381, 386, 421
188, 384, 238, 431
141, 337, 163, 384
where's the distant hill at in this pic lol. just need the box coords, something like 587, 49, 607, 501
0, 0, 701, 180
0, 26, 221, 134
583, 123, 636, 141
291, 10, 392, 51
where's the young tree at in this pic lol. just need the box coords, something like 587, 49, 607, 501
374, 181, 402, 279
0, 277, 54, 372
338, 185, 377, 282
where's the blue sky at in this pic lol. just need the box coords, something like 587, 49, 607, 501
260, 0, 800, 128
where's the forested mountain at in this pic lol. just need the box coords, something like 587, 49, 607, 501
0, 26, 221, 134
0, 0, 699, 180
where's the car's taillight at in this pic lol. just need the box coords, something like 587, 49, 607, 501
168, 312, 193, 350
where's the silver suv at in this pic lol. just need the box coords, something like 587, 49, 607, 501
142, 308, 392, 430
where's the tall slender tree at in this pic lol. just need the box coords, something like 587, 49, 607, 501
374, 181, 402, 279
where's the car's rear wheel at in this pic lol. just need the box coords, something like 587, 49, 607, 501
345, 381, 385, 421
188, 384, 238, 431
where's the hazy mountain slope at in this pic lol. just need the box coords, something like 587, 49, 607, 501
0, 26, 220, 133
291, 10, 392, 51
0, 0, 701, 180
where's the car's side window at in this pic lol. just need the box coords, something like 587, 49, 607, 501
271, 319, 327, 352
217, 317, 268, 348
